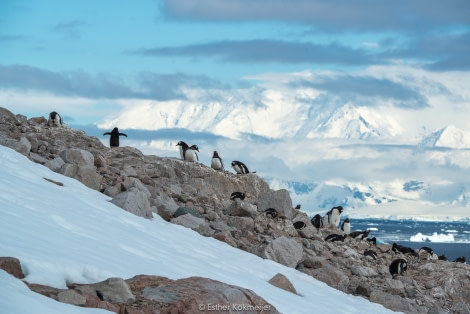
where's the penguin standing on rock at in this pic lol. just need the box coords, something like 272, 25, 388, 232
103, 127, 127, 148
389, 259, 408, 278
364, 249, 378, 260
349, 230, 371, 240
341, 218, 351, 234
231, 161, 255, 174
48, 111, 63, 127
176, 141, 189, 160
211, 151, 224, 170
311, 214, 324, 229
185, 145, 199, 162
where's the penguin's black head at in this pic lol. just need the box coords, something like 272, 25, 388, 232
190, 145, 199, 152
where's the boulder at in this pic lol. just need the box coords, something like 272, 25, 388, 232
110, 188, 154, 218
0, 257, 24, 279
59, 148, 94, 168
86, 277, 135, 303
268, 273, 297, 294
370, 290, 418, 313
57, 289, 87, 306
262, 236, 303, 268
257, 189, 293, 219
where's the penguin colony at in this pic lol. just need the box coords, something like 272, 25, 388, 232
307, 205, 467, 277
46, 111, 467, 272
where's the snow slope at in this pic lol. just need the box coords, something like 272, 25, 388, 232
0, 145, 396, 314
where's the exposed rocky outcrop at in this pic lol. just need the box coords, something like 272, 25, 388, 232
1, 107, 470, 314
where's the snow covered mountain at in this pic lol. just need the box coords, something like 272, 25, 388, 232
420, 125, 470, 149
97, 100, 403, 140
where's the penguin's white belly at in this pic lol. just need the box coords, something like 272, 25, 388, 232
211, 158, 223, 170
185, 150, 198, 162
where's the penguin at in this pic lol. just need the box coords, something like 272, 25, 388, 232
349, 230, 371, 240
176, 141, 189, 160
211, 151, 224, 170
438, 254, 448, 261
231, 161, 254, 174
366, 237, 377, 245
295, 204, 301, 210
184, 144, 199, 162
264, 208, 278, 219
310, 214, 324, 229
103, 127, 127, 148
418, 246, 438, 260
325, 234, 346, 243
340, 218, 351, 234
328, 206, 344, 227
293, 221, 306, 230
230, 192, 245, 201
389, 258, 408, 277
392, 243, 415, 255
453, 256, 466, 263
364, 249, 378, 260
322, 212, 330, 227
47, 111, 63, 127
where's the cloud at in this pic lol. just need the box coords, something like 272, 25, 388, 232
132, 39, 375, 65
160, 0, 470, 32
293, 74, 430, 108
0, 65, 225, 101
52, 20, 88, 39
379, 31, 470, 71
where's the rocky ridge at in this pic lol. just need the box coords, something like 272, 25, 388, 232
1, 107, 469, 313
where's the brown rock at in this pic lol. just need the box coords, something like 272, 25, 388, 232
268, 273, 297, 294
0, 257, 25, 279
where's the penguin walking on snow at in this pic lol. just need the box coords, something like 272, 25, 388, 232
211, 151, 224, 170
231, 161, 254, 174
103, 127, 127, 148
47, 111, 63, 127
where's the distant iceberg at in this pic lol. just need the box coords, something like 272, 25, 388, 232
410, 232, 454, 243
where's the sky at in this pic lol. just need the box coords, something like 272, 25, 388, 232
0, 145, 396, 314
1, 0, 469, 217
0, 0, 469, 126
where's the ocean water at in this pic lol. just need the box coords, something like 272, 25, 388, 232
349, 219, 470, 262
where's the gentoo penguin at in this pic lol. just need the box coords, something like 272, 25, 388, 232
265, 208, 278, 218
231, 160, 254, 174
211, 151, 224, 170
295, 204, 301, 210
349, 230, 371, 240
341, 218, 351, 234
328, 206, 344, 228
230, 192, 245, 201
176, 141, 189, 160
438, 254, 448, 261
389, 258, 407, 277
47, 111, 63, 127
310, 214, 323, 229
325, 234, 346, 243
293, 221, 306, 230
364, 249, 378, 260
392, 243, 415, 255
453, 256, 466, 263
418, 246, 438, 260
322, 212, 330, 227
184, 144, 199, 162
367, 237, 377, 245
103, 127, 127, 148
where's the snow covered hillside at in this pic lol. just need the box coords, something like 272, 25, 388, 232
0, 145, 395, 313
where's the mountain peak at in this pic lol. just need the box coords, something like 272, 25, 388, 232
420, 125, 470, 148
